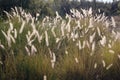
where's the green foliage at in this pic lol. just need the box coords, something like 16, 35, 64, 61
117, 2, 120, 15
0, 0, 55, 18
111, 1, 120, 15
28, 0, 55, 17
0, 0, 30, 11
0, 0, 120, 18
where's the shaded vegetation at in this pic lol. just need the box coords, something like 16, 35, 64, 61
0, 0, 120, 18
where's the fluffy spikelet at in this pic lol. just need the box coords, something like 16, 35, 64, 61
51, 26, 56, 37
102, 60, 106, 67
1, 30, 11, 47
51, 52, 56, 68
75, 57, 79, 63
90, 32, 96, 43
94, 63, 97, 69
61, 22, 65, 36
19, 20, 26, 34
118, 54, 120, 59
100, 36, 106, 47
111, 17, 116, 28
45, 31, 49, 47
25, 46, 31, 56
14, 29, 17, 38
0, 41, 5, 49
31, 45, 37, 55
106, 64, 113, 70
109, 50, 115, 54
91, 41, 95, 52
43, 75, 47, 80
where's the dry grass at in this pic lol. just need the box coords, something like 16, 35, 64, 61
0, 7, 120, 80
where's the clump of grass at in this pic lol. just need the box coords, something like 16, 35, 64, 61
16, 53, 56, 80
0, 7, 120, 80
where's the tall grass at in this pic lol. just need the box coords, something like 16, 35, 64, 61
0, 7, 120, 80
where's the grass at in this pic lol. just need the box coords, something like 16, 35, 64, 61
0, 7, 120, 80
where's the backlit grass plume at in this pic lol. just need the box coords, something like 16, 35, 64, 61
0, 7, 120, 80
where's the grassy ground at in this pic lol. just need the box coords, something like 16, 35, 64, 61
0, 7, 120, 80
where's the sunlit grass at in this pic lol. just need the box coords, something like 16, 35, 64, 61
0, 7, 120, 80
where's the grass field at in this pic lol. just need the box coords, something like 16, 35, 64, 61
0, 7, 120, 80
